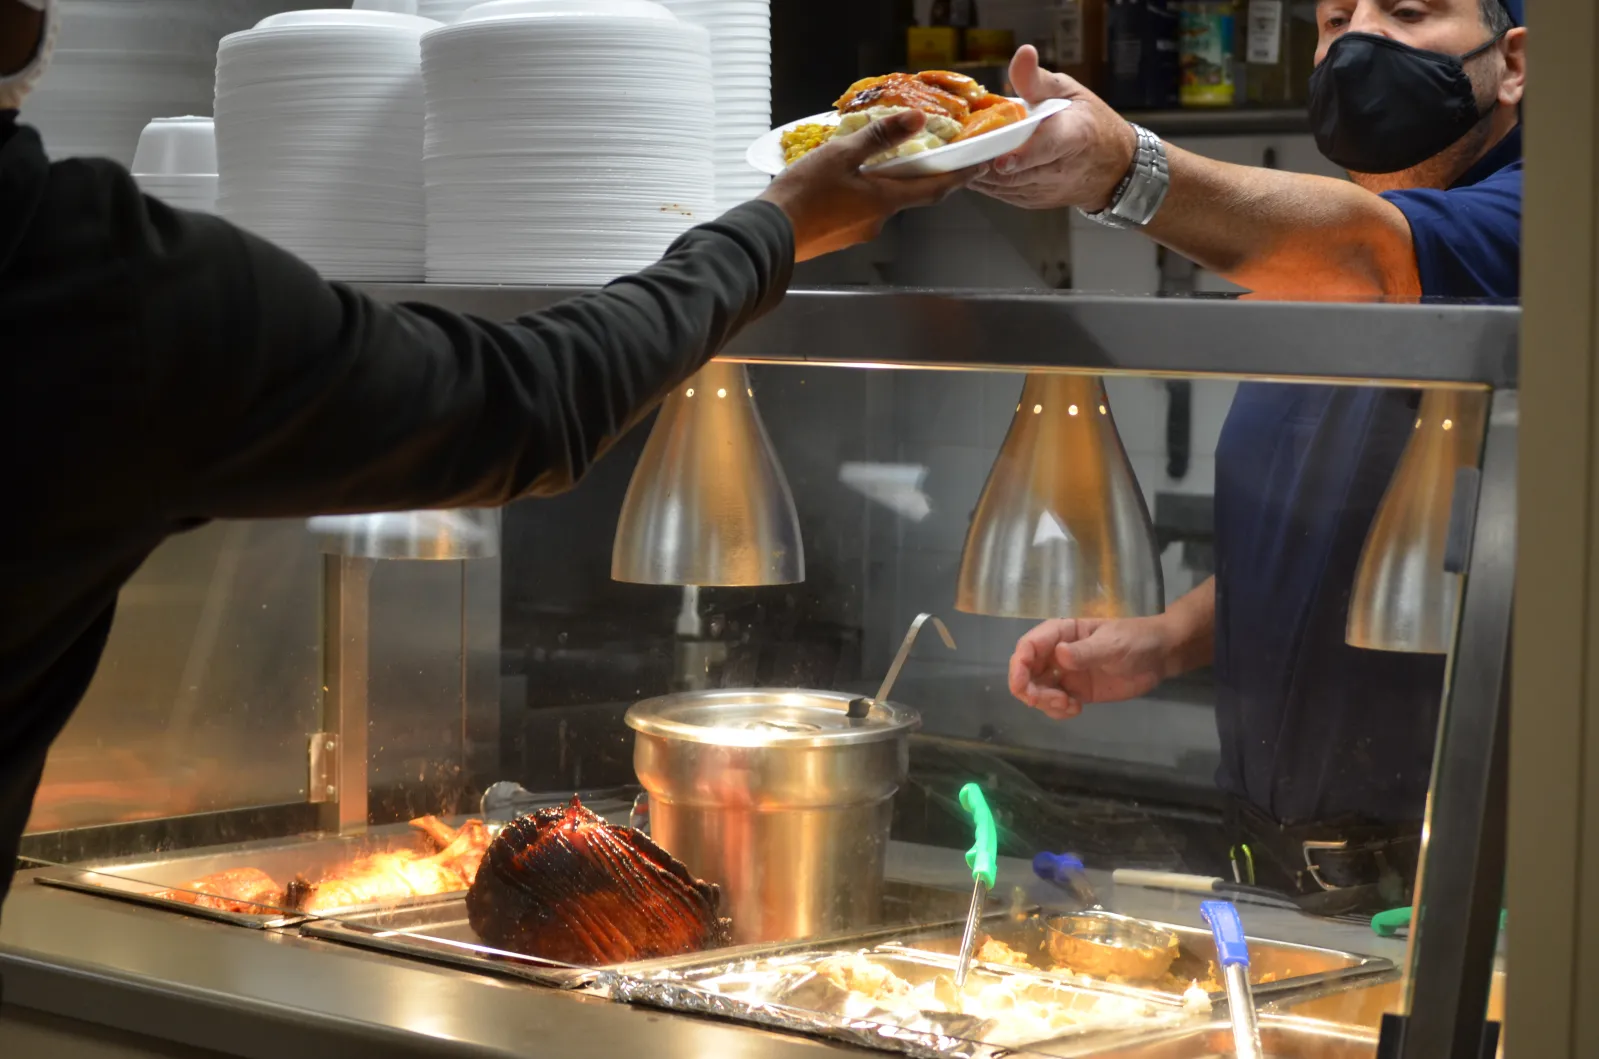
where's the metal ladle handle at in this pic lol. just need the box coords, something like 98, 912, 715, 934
875, 613, 957, 703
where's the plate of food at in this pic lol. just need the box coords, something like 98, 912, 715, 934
747, 70, 1070, 177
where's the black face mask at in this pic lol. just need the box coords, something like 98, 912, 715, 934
1308, 31, 1505, 175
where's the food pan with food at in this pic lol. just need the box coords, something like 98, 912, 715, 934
31, 814, 493, 927
606, 947, 1193, 1058
883, 911, 1394, 1007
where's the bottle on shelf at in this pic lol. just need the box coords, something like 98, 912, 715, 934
1052, 0, 1107, 92
1238, 0, 1317, 105
1179, 0, 1238, 108
1105, 0, 1180, 111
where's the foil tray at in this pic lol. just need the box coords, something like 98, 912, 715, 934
881, 911, 1394, 1007
28, 823, 457, 929
27, 790, 642, 930
296, 880, 1027, 989
603, 947, 1200, 1059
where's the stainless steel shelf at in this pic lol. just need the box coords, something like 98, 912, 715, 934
359, 285, 1520, 388
1129, 107, 1310, 138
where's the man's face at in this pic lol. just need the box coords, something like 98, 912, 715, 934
1313, 0, 1499, 63
1312, 0, 1524, 188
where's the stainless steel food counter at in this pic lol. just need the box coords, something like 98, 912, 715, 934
0, 846, 1406, 1059
7, 288, 1517, 1059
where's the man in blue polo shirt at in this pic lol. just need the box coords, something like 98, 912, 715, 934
986, 0, 1524, 908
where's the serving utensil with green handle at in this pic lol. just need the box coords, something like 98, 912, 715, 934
952, 782, 998, 989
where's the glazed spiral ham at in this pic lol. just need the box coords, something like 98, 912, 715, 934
466, 795, 729, 965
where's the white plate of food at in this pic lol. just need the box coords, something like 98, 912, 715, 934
746, 71, 1070, 177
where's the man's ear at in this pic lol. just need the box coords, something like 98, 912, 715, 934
1499, 25, 1527, 108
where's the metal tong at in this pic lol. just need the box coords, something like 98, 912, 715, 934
952, 782, 999, 990
1201, 900, 1263, 1059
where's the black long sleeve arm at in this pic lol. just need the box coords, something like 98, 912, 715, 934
0, 120, 795, 913
143, 199, 793, 520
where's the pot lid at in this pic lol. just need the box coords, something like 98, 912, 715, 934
625, 689, 919, 748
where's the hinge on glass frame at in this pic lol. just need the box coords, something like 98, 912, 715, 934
308, 732, 339, 803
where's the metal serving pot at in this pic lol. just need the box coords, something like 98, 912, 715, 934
626, 688, 920, 945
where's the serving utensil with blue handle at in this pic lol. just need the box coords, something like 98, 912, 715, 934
1201, 900, 1263, 1059
1031, 851, 1098, 907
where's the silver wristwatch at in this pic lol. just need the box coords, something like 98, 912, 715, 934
1078, 124, 1169, 230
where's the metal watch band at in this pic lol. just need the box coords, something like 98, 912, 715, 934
1078, 124, 1170, 231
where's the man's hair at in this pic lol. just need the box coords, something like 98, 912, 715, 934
1480, 0, 1514, 35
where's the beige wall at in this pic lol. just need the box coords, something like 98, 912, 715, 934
1510, 3, 1599, 1057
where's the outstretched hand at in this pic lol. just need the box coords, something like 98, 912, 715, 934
760, 110, 978, 261
970, 45, 1137, 212
1008, 616, 1177, 719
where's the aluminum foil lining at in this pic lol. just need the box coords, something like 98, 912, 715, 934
599, 948, 1194, 1059
605, 972, 1001, 1059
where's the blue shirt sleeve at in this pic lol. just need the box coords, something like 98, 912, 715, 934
1380, 161, 1522, 300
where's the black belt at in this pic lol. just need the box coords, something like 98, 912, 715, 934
1224, 797, 1421, 917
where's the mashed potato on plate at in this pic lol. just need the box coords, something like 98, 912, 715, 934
836, 105, 962, 165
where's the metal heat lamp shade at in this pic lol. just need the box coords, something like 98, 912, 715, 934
1346, 388, 1489, 654
612, 359, 804, 586
957, 374, 1163, 619
308, 509, 500, 560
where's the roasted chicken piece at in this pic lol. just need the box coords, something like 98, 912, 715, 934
290, 851, 468, 912
287, 815, 492, 912
913, 69, 987, 104
835, 72, 970, 121
835, 73, 897, 109
154, 815, 492, 915
411, 815, 491, 885
157, 867, 283, 914
970, 91, 1014, 112
410, 814, 461, 849
466, 795, 729, 965
955, 99, 1028, 143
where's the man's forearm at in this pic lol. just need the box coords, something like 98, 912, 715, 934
1161, 576, 1216, 678
972, 49, 1427, 298
149, 197, 794, 519
1145, 146, 1421, 298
